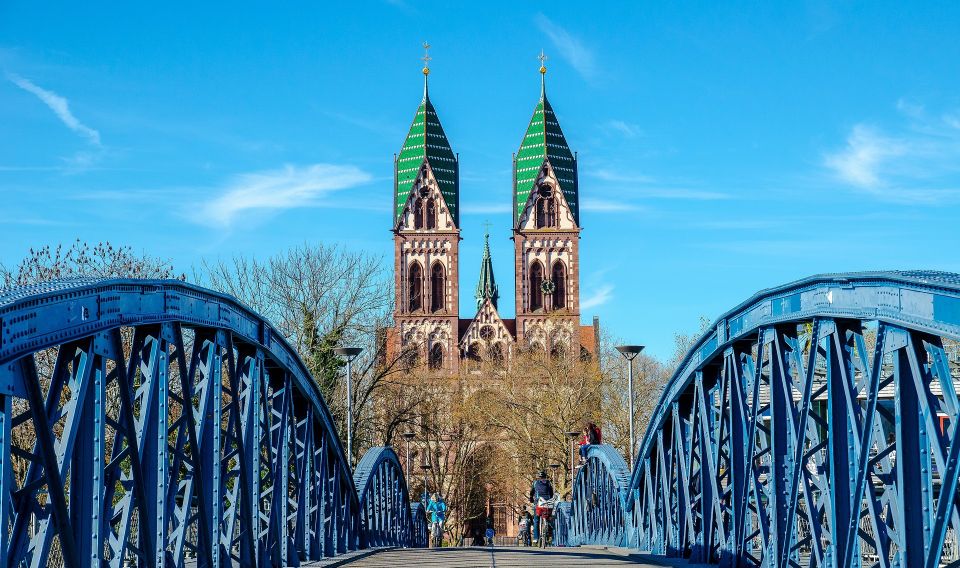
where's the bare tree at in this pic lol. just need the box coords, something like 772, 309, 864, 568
1, 239, 180, 287
199, 242, 416, 462
0, 240, 180, 492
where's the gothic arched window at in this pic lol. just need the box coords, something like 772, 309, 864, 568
535, 185, 557, 229
530, 261, 544, 312
413, 199, 424, 230
429, 343, 444, 370
430, 262, 445, 312
426, 198, 437, 230
552, 261, 566, 310
408, 262, 423, 312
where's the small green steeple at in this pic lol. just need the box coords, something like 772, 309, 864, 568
475, 227, 499, 310
513, 55, 578, 226
394, 45, 459, 226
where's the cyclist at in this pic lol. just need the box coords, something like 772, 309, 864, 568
426, 493, 447, 547
528, 471, 555, 545
517, 507, 533, 546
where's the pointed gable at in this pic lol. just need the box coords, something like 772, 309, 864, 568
395, 88, 459, 226
459, 297, 515, 348
514, 92, 578, 226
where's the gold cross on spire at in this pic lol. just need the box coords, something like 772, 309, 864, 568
538, 49, 548, 74
422, 41, 432, 75
482, 220, 493, 237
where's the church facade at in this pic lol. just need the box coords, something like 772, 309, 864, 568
386, 60, 597, 374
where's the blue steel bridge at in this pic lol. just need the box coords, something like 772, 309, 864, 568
2, 271, 960, 567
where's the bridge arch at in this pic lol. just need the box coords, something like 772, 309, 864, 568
630, 271, 960, 566
0, 278, 420, 568
353, 446, 419, 548
567, 444, 631, 548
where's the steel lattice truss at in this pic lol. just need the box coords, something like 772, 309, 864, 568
563, 445, 631, 548
0, 279, 423, 567
561, 271, 960, 567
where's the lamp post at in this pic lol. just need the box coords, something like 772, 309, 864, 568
333, 346, 363, 467
420, 462, 433, 508
402, 431, 416, 484
615, 345, 645, 469
565, 430, 580, 484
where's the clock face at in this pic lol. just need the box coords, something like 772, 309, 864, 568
540, 280, 556, 294
418, 187, 430, 198
479, 325, 494, 340
538, 185, 554, 199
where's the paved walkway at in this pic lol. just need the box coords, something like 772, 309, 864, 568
305, 546, 704, 567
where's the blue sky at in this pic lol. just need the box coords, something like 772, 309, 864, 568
2, 1, 960, 358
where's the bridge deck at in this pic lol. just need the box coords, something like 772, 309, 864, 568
302, 546, 704, 567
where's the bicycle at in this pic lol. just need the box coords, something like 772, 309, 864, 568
535, 495, 558, 548
430, 520, 444, 548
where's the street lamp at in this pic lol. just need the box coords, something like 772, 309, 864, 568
615, 345, 645, 469
402, 431, 416, 484
333, 346, 363, 467
565, 430, 580, 484
420, 462, 433, 508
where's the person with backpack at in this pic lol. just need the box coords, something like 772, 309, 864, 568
528, 471, 555, 544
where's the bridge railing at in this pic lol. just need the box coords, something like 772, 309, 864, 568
565, 444, 631, 548
0, 278, 422, 568
564, 271, 960, 567
630, 271, 960, 566
553, 502, 572, 547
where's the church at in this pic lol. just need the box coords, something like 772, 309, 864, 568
385, 54, 598, 374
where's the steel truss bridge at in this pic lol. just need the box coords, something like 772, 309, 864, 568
557, 271, 960, 567
0, 279, 426, 568
6, 272, 960, 567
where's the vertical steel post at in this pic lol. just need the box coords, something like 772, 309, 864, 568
627, 357, 635, 470
346, 357, 353, 468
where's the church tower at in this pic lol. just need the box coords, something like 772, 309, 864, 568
512, 56, 582, 353
392, 49, 461, 374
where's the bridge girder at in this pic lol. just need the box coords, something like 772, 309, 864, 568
565, 271, 960, 567
0, 278, 424, 567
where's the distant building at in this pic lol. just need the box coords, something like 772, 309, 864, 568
385, 58, 598, 374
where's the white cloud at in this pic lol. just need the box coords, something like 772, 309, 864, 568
581, 284, 613, 310
194, 164, 372, 227
824, 103, 960, 203
7, 73, 101, 146
605, 120, 640, 138
535, 14, 596, 80
824, 125, 905, 188
591, 169, 655, 184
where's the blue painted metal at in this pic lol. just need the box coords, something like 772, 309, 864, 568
0, 278, 423, 567
567, 445, 631, 548
354, 446, 420, 548
409, 503, 428, 548
554, 502, 572, 547
563, 271, 960, 567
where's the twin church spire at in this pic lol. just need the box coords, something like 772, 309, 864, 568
390, 47, 586, 373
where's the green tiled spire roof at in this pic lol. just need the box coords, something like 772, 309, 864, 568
513, 75, 578, 225
395, 77, 459, 226
475, 230, 498, 310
